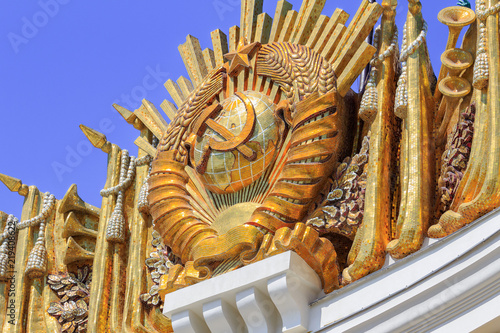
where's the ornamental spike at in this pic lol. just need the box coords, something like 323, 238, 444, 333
0, 173, 29, 196
113, 103, 136, 123
79, 125, 111, 153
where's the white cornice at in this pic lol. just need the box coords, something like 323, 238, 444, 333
311, 208, 500, 332
162, 208, 500, 332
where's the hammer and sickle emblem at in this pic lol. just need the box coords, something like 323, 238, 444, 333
191, 92, 258, 174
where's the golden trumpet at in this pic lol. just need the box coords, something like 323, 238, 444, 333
62, 212, 98, 239
436, 76, 471, 146
59, 184, 100, 217
441, 48, 474, 77
435, 6, 476, 100
435, 48, 473, 125
64, 236, 95, 265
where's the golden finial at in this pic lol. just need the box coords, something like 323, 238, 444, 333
0, 173, 29, 196
113, 103, 135, 122
113, 103, 144, 130
79, 125, 111, 153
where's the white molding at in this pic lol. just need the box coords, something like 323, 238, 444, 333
163, 251, 322, 333
162, 208, 500, 333
236, 287, 280, 333
310, 208, 500, 332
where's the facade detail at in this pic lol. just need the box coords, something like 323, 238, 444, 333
2, 0, 500, 332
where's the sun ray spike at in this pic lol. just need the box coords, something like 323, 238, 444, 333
211, 29, 229, 67
0, 173, 29, 196
178, 35, 207, 87
290, 0, 326, 45
177, 76, 194, 98
331, 0, 383, 78
249, 13, 270, 91
270, 82, 281, 103
134, 136, 157, 157
134, 100, 168, 139
79, 125, 111, 153
305, 15, 329, 49
314, 8, 349, 54
269, 0, 293, 43
227, 26, 241, 95
252, 13, 272, 90
330, 0, 369, 61
160, 100, 177, 122
208, 191, 223, 213
278, 10, 298, 42
322, 24, 347, 61
240, 0, 263, 42
191, 205, 214, 225
255, 12, 272, 44
164, 79, 185, 108
185, 35, 208, 84
203, 48, 216, 72
337, 41, 376, 96
113, 103, 146, 131
185, 184, 217, 222
229, 26, 241, 52
113, 104, 136, 123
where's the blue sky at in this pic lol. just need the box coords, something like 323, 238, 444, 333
0, 1, 466, 217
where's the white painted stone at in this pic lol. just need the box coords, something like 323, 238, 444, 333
203, 299, 247, 333
163, 209, 500, 333
309, 208, 500, 332
163, 251, 322, 333
236, 287, 280, 333
268, 271, 320, 333
171, 310, 210, 333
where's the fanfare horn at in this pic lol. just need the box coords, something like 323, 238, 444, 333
438, 6, 476, 50
62, 212, 98, 239
441, 48, 473, 77
435, 6, 476, 99
63, 237, 94, 265
59, 184, 100, 217
436, 76, 471, 146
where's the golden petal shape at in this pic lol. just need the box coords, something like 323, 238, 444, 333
48, 303, 63, 316
307, 217, 325, 228
323, 205, 339, 219
74, 308, 86, 317
152, 230, 160, 239
85, 272, 92, 284
61, 277, 74, 285
61, 321, 75, 333
151, 271, 161, 280
76, 299, 88, 311
149, 285, 159, 296
157, 265, 168, 275
77, 266, 88, 282
327, 189, 343, 201
140, 293, 151, 303
48, 274, 62, 283
152, 237, 161, 247
151, 295, 160, 306
145, 257, 161, 268
50, 283, 66, 291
